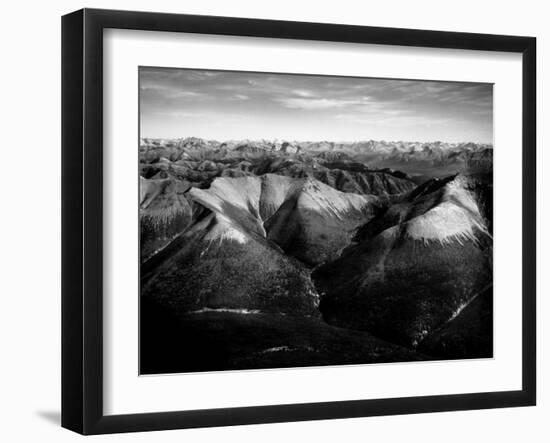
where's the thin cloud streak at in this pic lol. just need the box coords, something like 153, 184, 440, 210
275, 97, 371, 110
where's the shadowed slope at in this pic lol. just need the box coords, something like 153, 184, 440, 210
266, 178, 380, 265
417, 286, 493, 359
141, 210, 319, 316
139, 177, 194, 261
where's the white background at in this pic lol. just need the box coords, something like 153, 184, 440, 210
0, 0, 547, 441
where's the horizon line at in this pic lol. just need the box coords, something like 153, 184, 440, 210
139, 135, 494, 146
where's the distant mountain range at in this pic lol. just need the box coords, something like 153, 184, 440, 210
141, 136, 492, 183
139, 136, 493, 373
141, 136, 492, 154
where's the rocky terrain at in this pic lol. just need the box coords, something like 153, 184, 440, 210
140, 137, 493, 374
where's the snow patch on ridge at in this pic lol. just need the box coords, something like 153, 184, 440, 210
406, 177, 489, 245
296, 178, 373, 220
259, 346, 292, 354
406, 201, 485, 245
203, 214, 249, 245
190, 174, 375, 232
190, 176, 262, 217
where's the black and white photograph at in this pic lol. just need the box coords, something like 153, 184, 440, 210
139, 67, 494, 374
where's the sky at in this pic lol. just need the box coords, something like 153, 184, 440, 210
139, 67, 493, 143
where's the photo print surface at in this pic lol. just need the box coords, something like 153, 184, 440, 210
139, 67, 494, 374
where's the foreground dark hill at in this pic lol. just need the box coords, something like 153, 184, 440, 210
140, 299, 425, 374
313, 174, 493, 349
417, 286, 493, 359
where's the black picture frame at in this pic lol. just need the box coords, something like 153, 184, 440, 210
62, 8, 536, 435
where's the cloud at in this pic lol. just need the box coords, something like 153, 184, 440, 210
152, 110, 208, 118
172, 91, 208, 99
275, 96, 370, 110
140, 84, 211, 102
292, 89, 316, 98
